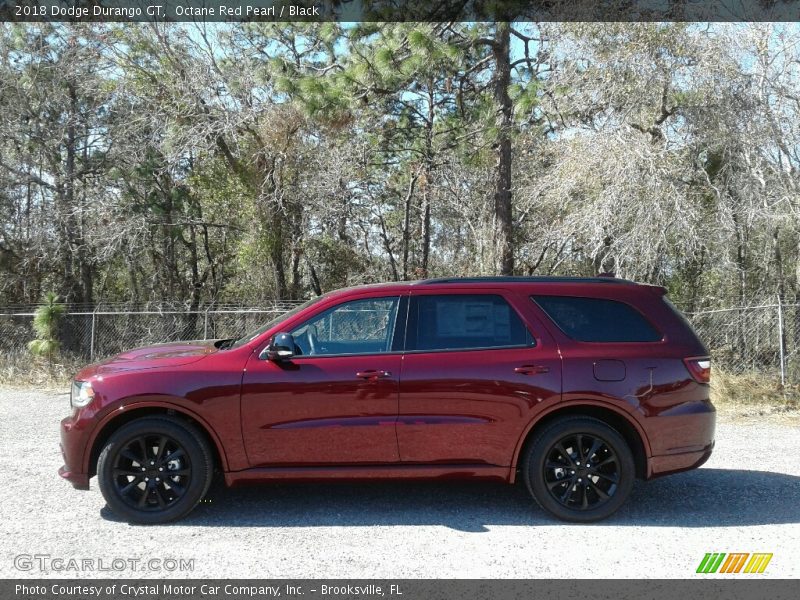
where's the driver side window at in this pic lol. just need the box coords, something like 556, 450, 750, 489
290, 297, 400, 357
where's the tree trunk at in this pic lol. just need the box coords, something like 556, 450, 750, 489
492, 23, 514, 276
258, 154, 288, 300
59, 84, 79, 303
401, 174, 418, 280
268, 204, 288, 299
772, 226, 787, 363
420, 85, 435, 278
378, 211, 400, 282
185, 223, 201, 339
307, 258, 322, 296
732, 209, 747, 365
420, 190, 431, 278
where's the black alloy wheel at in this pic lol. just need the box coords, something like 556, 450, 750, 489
543, 432, 620, 510
522, 416, 635, 522
111, 433, 192, 511
97, 417, 213, 524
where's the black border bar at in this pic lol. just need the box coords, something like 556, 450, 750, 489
1, 0, 800, 22
6, 579, 800, 600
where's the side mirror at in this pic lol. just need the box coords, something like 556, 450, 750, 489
261, 332, 296, 361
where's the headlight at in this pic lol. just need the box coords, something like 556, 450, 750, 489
70, 380, 95, 408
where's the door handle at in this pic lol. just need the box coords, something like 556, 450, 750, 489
356, 370, 392, 380
514, 365, 550, 375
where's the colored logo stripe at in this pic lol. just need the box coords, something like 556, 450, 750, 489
697, 553, 726, 573
696, 553, 772, 574
720, 553, 749, 573
744, 553, 773, 574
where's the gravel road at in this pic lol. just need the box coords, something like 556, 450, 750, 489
1, 387, 798, 579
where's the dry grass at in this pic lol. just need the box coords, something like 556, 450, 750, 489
711, 369, 800, 419
0, 350, 82, 390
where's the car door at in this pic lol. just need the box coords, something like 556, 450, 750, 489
397, 289, 562, 466
240, 295, 406, 466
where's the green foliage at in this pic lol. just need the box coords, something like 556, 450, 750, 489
1, 22, 799, 314
28, 292, 65, 364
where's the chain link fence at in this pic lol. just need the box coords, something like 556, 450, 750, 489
685, 302, 797, 384
1, 300, 798, 384
0, 302, 305, 362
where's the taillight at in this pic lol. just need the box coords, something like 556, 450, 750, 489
684, 357, 711, 383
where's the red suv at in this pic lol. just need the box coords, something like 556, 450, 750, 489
60, 277, 715, 524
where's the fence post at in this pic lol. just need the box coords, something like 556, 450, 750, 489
90, 307, 98, 361
203, 308, 209, 340
777, 295, 786, 386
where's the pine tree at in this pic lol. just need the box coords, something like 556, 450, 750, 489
28, 292, 66, 366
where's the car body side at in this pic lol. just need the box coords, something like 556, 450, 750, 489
59, 281, 715, 491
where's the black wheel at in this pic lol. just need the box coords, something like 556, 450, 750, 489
97, 417, 213, 524
522, 417, 635, 522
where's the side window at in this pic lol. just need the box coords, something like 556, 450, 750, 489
532, 295, 662, 342
408, 294, 533, 352
290, 297, 399, 356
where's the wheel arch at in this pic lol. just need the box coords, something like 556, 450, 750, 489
84, 401, 228, 477
511, 402, 651, 482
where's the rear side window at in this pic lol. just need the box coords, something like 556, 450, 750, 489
532, 296, 662, 343
408, 294, 533, 352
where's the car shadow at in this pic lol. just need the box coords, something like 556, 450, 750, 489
100, 468, 800, 531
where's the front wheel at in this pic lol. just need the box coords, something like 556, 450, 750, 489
97, 416, 213, 524
522, 417, 635, 522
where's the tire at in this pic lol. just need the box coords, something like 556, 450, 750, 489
521, 417, 635, 522
97, 416, 213, 524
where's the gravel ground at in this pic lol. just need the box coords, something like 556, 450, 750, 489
1, 386, 798, 579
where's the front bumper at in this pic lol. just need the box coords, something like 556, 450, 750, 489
58, 463, 89, 490
59, 413, 91, 490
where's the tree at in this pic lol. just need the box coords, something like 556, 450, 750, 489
28, 292, 65, 365
1, 21, 800, 316
439, 22, 551, 275
0, 24, 111, 305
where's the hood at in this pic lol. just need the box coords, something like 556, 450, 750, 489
76, 340, 218, 378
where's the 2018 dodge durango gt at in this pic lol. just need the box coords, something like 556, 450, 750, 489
60, 276, 715, 523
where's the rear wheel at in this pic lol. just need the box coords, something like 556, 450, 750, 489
522, 417, 635, 522
97, 417, 213, 524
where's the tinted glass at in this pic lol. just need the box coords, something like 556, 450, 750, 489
532, 296, 661, 342
408, 294, 532, 351
291, 297, 399, 356
230, 296, 325, 348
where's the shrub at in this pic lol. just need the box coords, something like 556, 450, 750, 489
27, 292, 66, 366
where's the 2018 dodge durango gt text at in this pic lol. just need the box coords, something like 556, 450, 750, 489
59, 276, 716, 524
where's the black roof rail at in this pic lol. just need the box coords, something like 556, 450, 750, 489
418, 276, 636, 285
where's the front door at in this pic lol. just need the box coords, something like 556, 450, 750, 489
241, 295, 404, 466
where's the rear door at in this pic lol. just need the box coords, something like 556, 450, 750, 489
397, 289, 562, 466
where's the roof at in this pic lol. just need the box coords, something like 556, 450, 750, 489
320, 276, 643, 300
418, 276, 635, 286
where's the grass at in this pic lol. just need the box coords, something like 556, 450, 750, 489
0, 350, 82, 390
711, 369, 800, 417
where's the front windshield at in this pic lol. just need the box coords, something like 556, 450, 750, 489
229, 296, 327, 349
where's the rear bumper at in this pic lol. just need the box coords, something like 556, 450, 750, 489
645, 398, 716, 478
649, 440, 714, 478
